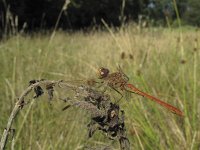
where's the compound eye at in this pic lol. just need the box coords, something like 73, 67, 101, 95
100, 70, 104, 75
98, 67, 109, 79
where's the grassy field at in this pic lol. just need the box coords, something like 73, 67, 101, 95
0, 26, 200, 150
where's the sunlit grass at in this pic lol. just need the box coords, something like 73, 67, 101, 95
0, 26, 199, 149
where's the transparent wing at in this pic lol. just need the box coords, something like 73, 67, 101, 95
117, 65, 129, 82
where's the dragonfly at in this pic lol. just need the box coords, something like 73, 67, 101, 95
96, 67, 183, 116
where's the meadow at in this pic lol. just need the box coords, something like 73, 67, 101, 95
0, 25, 199, 149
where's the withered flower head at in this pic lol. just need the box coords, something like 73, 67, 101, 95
110, 110, 116, 118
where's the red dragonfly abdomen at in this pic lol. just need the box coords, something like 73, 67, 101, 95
126, 83, 183, 116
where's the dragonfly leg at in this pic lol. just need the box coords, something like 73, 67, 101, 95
111, 87, 124, 103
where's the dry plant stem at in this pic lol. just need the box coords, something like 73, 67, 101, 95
0, 84, 35, 150
1, 79, 130, 150
0, 80, 68, 150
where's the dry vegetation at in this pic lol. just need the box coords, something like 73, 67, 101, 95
0, 25, 200, 149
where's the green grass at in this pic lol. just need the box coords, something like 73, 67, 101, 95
0, 26, 200, 149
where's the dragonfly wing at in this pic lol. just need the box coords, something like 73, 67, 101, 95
117, 66, 129, 82
124, 90, 132, 101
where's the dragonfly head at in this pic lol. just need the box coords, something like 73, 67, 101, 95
97, 67, 109, 79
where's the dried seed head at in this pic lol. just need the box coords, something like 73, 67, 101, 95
129, 54, 133, 60
193, 47, 197, 52
29, 80, 44, 98
180, 59, 186, 64
110, 110, 116, 118
121, 52, 125, 59
46, 84, 54, 101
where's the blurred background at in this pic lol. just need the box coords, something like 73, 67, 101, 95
0, 0, 200, 150
0, 0, 200, 35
